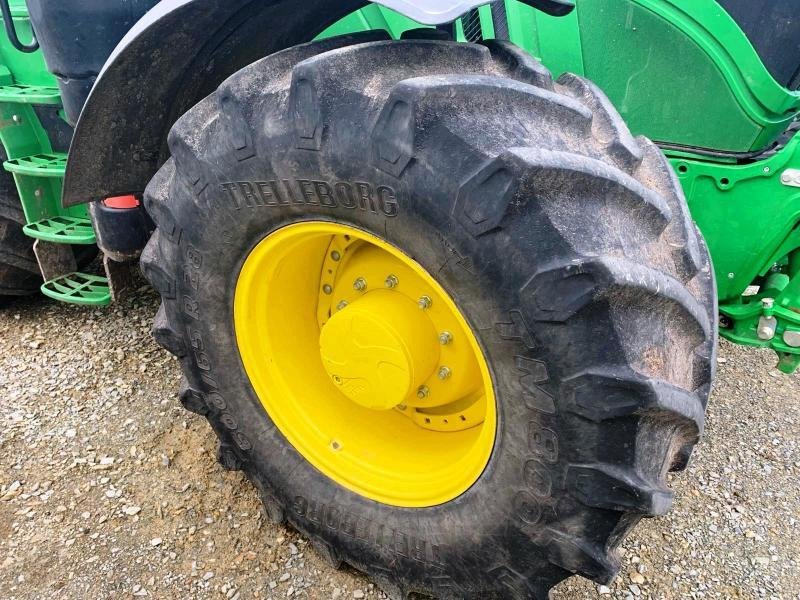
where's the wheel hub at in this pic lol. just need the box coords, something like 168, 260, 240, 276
320, 290, 438, 410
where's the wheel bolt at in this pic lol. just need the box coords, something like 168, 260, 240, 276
762, 297, 775, 310
322, 284, 332, 295
336, 300, 348, 311
397, 404, 407, 411
438, 366, 451, 380
385, 274, 399, 289
416, 385, 429, 399
438, 331, 452, 345
331, 250, 341, 261
332, 374, 342, 385
418, 295, 432, 310
353, 277, 367, 292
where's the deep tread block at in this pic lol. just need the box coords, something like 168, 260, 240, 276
151, 303, 187, 357
372, 98, 415, 177
523, 255, 711, 339
483, 39, 554, 90
311, 539, 343, 570
562, 367, 705, 434
557, 73, 643, 171
143, 159, 180, 242
140, 236, 176, 298
566, 463, 674, 515
636, 137, 703, 280
217, 442, 243, 471
545, 529, 620, 584
178, 377, 208, 415
507, 146, 671, 229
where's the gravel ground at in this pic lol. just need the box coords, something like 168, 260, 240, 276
1, 287, 798, 600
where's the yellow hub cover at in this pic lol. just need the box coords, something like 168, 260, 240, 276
234, 221, 495, 507
319, 290, 438, 410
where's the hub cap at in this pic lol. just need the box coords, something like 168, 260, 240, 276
234, 222, 495, 507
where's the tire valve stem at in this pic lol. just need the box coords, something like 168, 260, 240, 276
385, 274, 399, 289
438, 366, 451, 380
353, 277, 367, 292
418, 295, 432, 310
416, 385, 429, 399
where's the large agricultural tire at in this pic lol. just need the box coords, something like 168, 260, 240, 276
142, 33, 717, 599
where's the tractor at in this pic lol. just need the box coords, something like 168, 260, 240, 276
0, 0, 797, 597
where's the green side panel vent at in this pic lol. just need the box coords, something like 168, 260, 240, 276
0, 84, 61, 104
23, 215, 96, 244
41, 272, 110, 306
3, 152, 66, 177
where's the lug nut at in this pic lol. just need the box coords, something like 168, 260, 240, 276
353, 277, 367, 292
762, 297, 775, 310
418, 295, 432, 310
322, 284, 332, 295
332, 374, 342, 385
416, 385, 429, 399
336, 300, 348, 311
330, 250, 341, 261
438, 331, 452, 345
438, 366, 451, 380
385, 274, 399, 289
397, 404, 407, 411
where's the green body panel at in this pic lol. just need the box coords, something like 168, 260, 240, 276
507, 0, 800, 153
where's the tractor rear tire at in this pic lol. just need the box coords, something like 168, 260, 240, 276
142, 34, 716, 599
0, 149, 41, 298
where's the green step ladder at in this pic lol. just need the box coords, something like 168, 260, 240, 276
0, 5, 109, 306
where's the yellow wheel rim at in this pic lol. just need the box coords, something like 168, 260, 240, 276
234, 222, 496, 507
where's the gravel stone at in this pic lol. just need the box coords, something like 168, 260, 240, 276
1, 289, 798, 599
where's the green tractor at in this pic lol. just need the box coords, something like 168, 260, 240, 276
0, 0, 797, 596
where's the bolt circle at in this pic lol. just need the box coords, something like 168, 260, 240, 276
418, 295, 432, 310
416, 385, 429, 399
385, 274, 399, 289
353, 277, 367, 292
438, 331, 453, 345
438, 366, 452, 380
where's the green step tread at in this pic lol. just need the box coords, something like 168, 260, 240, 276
0, 84, 61, 105
23, 215, 96, 244
41, 272, 110, 306
3, 152, 66, 177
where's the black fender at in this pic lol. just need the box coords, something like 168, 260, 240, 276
62, 0, 367, 207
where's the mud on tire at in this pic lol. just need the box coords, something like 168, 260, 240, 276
142, 32, 717, 599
